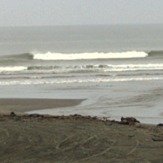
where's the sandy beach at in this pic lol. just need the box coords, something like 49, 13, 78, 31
0, 113, 163, 162
0, 98, 162, 162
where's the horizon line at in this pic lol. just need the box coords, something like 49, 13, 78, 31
0, 23, 163, 28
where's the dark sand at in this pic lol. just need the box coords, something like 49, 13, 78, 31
0, 99, 163, 162
0, 98, 85, 113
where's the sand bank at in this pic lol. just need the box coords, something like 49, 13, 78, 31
0, 98, 85, 114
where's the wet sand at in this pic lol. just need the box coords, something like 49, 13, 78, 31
0, 98, 85, 113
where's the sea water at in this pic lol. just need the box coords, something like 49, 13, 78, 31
0, 25, 163, 124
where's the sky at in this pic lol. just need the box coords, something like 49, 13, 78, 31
0, 0, 163, 26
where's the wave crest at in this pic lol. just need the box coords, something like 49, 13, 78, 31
32, 51, 148, 61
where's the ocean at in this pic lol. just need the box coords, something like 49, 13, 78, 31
0, 24, 163, 124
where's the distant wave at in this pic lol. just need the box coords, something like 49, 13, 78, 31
1, 50, 163, 62
32, 51, 148, 60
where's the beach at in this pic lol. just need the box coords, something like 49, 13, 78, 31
0, 98, 162, 162
0, 25, 163, 162
0, 112, 163, 162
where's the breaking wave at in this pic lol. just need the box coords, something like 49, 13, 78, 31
27, 64, 163, 72
1, 64, 163, 74
32, 51, 148, 60
2, 50, 163, 62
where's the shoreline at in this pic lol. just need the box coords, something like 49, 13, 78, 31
0, 98, 162, 125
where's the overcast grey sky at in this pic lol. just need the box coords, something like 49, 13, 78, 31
0, 0, 163, 26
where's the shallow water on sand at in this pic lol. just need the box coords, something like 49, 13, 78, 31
2, 79, 161, 124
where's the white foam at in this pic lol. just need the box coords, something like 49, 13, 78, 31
105, 63, 163, 72
0, 66, 27, 72
0, 76, 162, 86
32, 51, 148, 60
